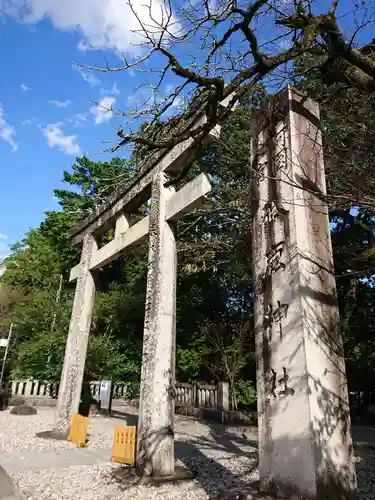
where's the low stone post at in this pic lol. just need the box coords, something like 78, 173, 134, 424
25, 380, 33, 397
11, 382, 16, 395
54, 233, 97, 436
217, 381, 230, 411
191, 382, 197, 407
136, 173, 177, 478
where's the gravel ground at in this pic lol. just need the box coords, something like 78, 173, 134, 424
1, 406, 375, 499
0, 408, 74, 454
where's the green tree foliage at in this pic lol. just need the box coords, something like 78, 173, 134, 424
295, 55, 375, 412
2, 230, 61, 292
40, 156, 135, 271
3, 78, 375, 414
1, 156, 137, 382
295, 53, 375, 212
0, 113, 259, 404
13, 330, 129, 382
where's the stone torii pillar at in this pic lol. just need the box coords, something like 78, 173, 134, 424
54, 233, 97, 435
136, 171, 214, 477
136, 172, 177, 477
251, 88, 357, 499
52, 171, 212, 442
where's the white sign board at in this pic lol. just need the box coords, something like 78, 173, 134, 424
99, 380, 113, 414
0, 339, 8, 348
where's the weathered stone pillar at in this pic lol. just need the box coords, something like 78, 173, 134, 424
218, 381, 230, 411
54, 233, 97, 435
251, 88, 357, 499
25, 380, 33, 397
137, 172, 177, 477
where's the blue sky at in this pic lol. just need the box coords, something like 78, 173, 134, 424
0, 1, 167, 262
0, 0, 373, 263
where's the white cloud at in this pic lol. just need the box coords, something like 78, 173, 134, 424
20, 83, 30, 91
49, 99, 72, 108
0, 233, 7, 240
75, 67, 101, 87
0, 104, 18, 152
90, 96, 115, 125
22, 117, 37, 125
75, 113, 87, 121
43, 122, 81, 155
279, 38, 292, 50
0, 0, 178, 54
276, 0, 294, 7
66, 112, 88, 128
100, 82, 120, 96
111, 83, 120, 95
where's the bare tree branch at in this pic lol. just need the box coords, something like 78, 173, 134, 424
75, 0, 375, 164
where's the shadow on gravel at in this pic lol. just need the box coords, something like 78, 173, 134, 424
198, 424, 375, 499
102, 466, 141, 490
352, 425, 375, 500
109, 410, 138, 427
101, 438, 258, 499
105, 412, 375, 499
107, 410, 260, 498
176, 439, 259, 499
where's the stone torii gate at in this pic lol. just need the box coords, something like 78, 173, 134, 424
53, 106, 220, 478
52, 87, 356, 497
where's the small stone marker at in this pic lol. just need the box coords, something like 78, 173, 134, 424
111, 425, 136, 466
67, 413, 88, 448
99, 380, 113, 416
10, 404, 37, 416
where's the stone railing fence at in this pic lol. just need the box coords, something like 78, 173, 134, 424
7, 379, 256, 426
10, 380, 59, 399
10, 379, 230, 411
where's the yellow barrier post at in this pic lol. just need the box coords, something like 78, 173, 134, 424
110, 425, 136, 466
67, 413, 89, 448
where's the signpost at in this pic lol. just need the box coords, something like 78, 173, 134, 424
0, 323, 13, 388
99, 380, 113, 416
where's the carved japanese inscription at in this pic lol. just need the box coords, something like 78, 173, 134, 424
262, 201, 287, 225
255, 240, 287, 297
262, 201, 277, 225
265, 241, 286, 277
263, 300, 289, 340
265, 367, 295, 400
278, 367, 295, 397
273, 300, 288, 339
265, 368, 277, 399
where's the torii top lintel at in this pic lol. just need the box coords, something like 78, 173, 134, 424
69, 114, 222, 247
68, 88, 243, 247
